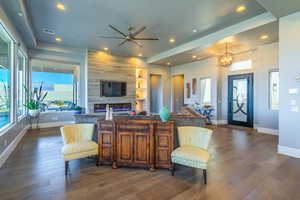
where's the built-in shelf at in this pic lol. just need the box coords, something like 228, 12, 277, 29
136, 68, 148, 113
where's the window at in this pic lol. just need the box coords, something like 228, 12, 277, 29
31, 66, 77, 111
0, 24, 13, 129
270, 70, 279, 110
230, 60, 252, 71
17, 50, 26, 118
200, 78, 211, 106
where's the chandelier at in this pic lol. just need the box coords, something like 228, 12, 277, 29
219, 42, 233, 67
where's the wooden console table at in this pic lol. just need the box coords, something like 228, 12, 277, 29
97, 118, 174, 171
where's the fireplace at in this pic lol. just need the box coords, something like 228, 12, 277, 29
94, 103, 132, 113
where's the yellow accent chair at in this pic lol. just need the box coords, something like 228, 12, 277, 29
60, 124, 98, 175
171, 126, 213, 184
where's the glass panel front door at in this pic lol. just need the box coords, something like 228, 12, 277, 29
228, 74, 253, 127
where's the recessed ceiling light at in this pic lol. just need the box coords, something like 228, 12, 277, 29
55, 37, 62, 42
192, 29, 198, 33
166, 62, 171, 66
138, 53, 143, 57
56, 3, 66, 11
18, 12, 23, 17
260, 35, 269, 40
236, 5, 246, 13
103, 47, 109, 51
169, 38, 176, 43
192, 55, 197, 59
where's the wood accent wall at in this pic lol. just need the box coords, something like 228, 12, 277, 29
88, 50, 144, 113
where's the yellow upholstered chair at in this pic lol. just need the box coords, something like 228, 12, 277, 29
60, 124, 98, 175
171, 126, 213, 184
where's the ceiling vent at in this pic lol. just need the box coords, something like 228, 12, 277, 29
42, 28, 55, 35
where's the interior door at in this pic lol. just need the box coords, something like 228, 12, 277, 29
172, 75, 184, 113
150, 74, 163, 113
228, 73, 253, 127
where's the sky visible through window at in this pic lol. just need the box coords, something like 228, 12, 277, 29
32, 72, 73, 85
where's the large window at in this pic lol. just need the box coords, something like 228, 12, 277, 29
230, 60, 252, 71
0, 24, 13, 129
17, 50, 26, 118
270, 70, 279, 110
31, 69, 76, 111
200, 78, 211, 106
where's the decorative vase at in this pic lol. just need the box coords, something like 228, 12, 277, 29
74, 110, 81, 114
29, 109, 39, 117
159, 106, 170, 122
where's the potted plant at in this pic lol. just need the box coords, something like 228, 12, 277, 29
73, 105, 82, 114
24, 83, 48, 117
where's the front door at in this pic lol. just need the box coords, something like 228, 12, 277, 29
228, 73, 253, 127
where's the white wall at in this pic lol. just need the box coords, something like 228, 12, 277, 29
278, 12, 300, 157
170, 42, 279, 129
220, 43, 279, 130
171, 57, 219, 120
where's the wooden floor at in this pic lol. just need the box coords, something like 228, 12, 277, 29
1, 126, 300, 200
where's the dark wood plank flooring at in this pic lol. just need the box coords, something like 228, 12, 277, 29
1, 126, 300, 200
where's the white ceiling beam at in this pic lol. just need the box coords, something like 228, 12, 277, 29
147, 12, 276, 64
19, 0, 37, 47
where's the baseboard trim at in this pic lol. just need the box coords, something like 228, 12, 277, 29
31, 121, 75, 129
278, 145, 300, 159
255, 127, 278, 135
0, 125, 30, 168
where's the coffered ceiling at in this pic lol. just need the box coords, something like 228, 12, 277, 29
2, 0, 265, 55
152, 21, 279, 66
1, 0, 300, 66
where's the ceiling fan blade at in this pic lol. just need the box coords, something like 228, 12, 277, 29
133, 37, 159, 40
98, 36, 125, 39
130, 39, 143, 47
118, 39, 128, 46
109, 25, 127, 37
132, 26, 146, 37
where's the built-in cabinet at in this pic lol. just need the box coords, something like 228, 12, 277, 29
98, 118, 174, 171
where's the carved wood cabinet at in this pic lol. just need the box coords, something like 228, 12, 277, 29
98, 118, 174, 171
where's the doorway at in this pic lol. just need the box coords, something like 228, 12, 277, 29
228, 73, 253, 127
150, 74, 163, 113
172, 74, 184, 113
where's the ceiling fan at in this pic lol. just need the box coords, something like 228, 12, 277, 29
99, 25, 159, 47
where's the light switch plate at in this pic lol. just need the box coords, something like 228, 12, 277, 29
289, 88, 298, 94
